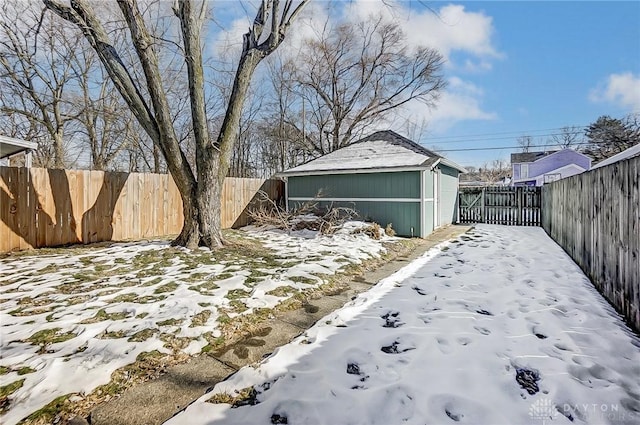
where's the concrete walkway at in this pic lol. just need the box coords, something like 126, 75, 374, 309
88, 225, 471, 425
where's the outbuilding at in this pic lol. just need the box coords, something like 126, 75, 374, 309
279, 130, 466, 237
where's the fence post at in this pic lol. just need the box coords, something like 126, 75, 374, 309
480, 187, 485, 223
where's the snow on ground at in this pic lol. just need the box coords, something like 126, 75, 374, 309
0, 223, 391, 425
168, 224, 640, 425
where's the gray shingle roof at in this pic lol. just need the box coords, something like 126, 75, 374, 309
510, 151, 557, 164
281, 130, 453, 175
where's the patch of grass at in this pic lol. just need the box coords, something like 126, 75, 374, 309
190, 310, 212, 327
1, 379, 25, 413
289, 275, 317, 285
188, 280, 219, 294
21, 393, 72, 423
0, 379, 24, 398
18, 296, 53, 307
65, 295, 90, 305
0, 366, 10, 375
141, 277, 162, 287
111, 293, 138, 303
71, 272, 102, 283
202, 332, 226, 351
226, 289, 251, 300
80, 309, 128, 324
25, 328, 76, 346
8, 305, 57, 317
266, 286, 297, 297
136, 295, 167, 304
198, 302, 212, 307
127, 328, 157, 342
136, 312, 149, 319
228, 300, 248, 314
207, 387, 257, 406
38, 264, 60, 274
159, 333, 192, 352
17, 366, 36, 375
215, 272, 234, 281
183, 272, 210, 282
156, 318, 183, 327
98, 330, 127, 339
154, 282, 178, 294
96, 288, 120, 297
56, 281, 89, 295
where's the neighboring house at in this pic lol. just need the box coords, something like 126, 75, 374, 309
591, 143, 640, 169
511, 149, 591, 186
0, 135, 37, 167
279, 130, 466, 238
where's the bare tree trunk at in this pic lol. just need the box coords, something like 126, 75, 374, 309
44, 0, 309, 248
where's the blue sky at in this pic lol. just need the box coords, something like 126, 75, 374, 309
210, 1, 640, 168
432, 1, 640, 167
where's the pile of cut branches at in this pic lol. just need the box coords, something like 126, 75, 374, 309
248, 190, 358, 235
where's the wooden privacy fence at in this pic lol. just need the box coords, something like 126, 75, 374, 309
0, 167, 283, 252
458, 186, 542, 226
542, 156, 639, 332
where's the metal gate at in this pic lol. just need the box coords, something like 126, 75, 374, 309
458, 186, 542, 226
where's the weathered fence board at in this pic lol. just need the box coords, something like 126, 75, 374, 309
459, 186, 542, 226
0, 167, 283, 252
542, 156, 640, 332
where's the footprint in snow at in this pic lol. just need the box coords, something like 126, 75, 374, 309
473, 326, 491, 336
347, 362, 369, 387
381, 311, 404, 328
515, 367, 540, 395
457, 337, 472, 346
412, 285, 427, 295
381, 341, 415, 354
436, 337, 453, 354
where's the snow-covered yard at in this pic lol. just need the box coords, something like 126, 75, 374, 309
167, 224, 640, 425
0, 223, 396, 425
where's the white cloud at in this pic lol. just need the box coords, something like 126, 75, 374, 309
346, 0, 502, 68
207, 2, 499, 131
386, 76, 497, 134
426, 77, 497, 131
589, 72, 640, 110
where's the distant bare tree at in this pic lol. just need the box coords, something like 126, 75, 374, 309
517, 135, 533, 153
290, 15, 445, 155
0, 1, 82, 168
479, 159, 510, 185
549, 126, 583, 149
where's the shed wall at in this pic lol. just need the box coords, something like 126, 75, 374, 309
288, 171, 420, 199
438, 165, 460, 225
422, 171, 434, 236
287, 171, 421, 237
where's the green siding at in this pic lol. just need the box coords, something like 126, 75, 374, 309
438, 165, 460, 225
288, 200, 421, 237
288, 171, 420, 199
423, 171, 434, 199
423, 200, 434, 236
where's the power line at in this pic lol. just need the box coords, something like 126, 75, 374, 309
436, 142, 591, 153
422, 130, 587, 145
422, 125, 588, 141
